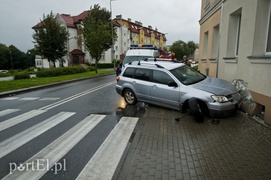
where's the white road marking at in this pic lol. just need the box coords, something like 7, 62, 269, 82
19, 97, 39, 101
0, 110, 46, 132
76, 117, 139, 180
0, 109, 20, 117
0, 97, 20, 100
3, 114, 106, 180
0, 112, 75, 159
39, 97, 60, 101
39, 82, 115, 111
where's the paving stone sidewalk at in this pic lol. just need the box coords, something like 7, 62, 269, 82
117, 105, 271, 180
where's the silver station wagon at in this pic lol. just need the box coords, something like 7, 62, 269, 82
115, 60, 242, 122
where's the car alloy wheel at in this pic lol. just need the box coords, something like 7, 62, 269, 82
124, 89, 137, 105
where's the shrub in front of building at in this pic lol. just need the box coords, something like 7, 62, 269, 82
36, 66, 87, 77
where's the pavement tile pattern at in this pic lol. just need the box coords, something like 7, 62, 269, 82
117, 105, 271, 180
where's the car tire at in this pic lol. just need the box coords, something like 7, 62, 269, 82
123, 89, 137, 105
188, 98, 204, 122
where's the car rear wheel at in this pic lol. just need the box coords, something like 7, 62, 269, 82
123, 89, 137, 105
188, 98, 204, 122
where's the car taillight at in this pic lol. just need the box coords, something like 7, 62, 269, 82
116, 76, 120, 82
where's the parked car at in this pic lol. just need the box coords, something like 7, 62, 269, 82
0, 70, 8, 73
122, 44, 160, 67
115, 60, 242, 122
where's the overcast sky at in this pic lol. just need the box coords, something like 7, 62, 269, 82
0, 0, 201, 52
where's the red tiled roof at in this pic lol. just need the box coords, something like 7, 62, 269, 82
72, 11, 90, 24
113, 20, 121, 27
118, 18, 166, 40
32, 11, 90, 29
60, 14, 75, 28
128, 22, 141, 33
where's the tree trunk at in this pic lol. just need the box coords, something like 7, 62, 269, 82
95, 60, 98, 74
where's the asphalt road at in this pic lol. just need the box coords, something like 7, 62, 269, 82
0, 74, 144, 179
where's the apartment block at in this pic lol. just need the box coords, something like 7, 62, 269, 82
199, 0, 271, 124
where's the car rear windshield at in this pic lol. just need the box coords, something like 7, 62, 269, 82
170, 66, 206, 85
123, 56, 152, 65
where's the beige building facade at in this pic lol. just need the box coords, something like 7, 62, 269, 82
199, 0, 271, 124
198, 0, 222, 77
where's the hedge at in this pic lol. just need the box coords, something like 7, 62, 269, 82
90, 63, 114, 69
14, 72, 30, 80
36, 66, 87, 77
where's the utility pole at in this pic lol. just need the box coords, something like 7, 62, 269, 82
9, 50, 13, 69
110, 0, 116, 67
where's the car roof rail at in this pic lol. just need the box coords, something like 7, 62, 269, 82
128, 61, 165, 69
155, 64, 164, 68
145, 57, 181, 63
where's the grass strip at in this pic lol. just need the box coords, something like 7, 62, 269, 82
0, 70, 114, 93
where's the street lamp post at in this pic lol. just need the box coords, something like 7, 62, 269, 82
9, 50, 13, 70
110, 0, 116, 66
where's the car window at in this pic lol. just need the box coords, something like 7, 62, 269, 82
134, 68, 151, 81
123, 67, 135, 78
170, 66, 206, 85
152, 70, 174, 85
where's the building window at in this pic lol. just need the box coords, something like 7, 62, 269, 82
36, 60, 42, 66
211, 25, 220, 59
203, 31, 208, 59
115, 46, 118, 51
124, 42, 126, 46
226, 8, 242, 57
266, 4, 271, 54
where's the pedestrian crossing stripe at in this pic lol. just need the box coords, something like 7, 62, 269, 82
0, 109, 139, 180
0, 109, 20, 117
77, 117, 139, 180
0, 112, 75, 159
0, 110, 46, 132
3, 114, 106, 180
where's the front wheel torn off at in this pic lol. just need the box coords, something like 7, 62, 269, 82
188, 98, 204, 122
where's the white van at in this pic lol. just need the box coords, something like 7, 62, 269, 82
123, 45, 160, 66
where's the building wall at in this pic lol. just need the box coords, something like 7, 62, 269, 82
218, 0, 271, 124
198, 7, 221, 77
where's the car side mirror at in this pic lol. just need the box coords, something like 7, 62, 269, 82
168, 82, 178, 87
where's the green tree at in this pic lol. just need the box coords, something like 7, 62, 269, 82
8, 45, 25, 69
170, 40, 198, 60
186, 41, 198, 57
81, 4, 117, 73
170, 40, 187, 60
32, 11, 69, 68
0, 43, 10, 69
24, 48, 36, 69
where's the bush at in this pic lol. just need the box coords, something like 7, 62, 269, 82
14, 72, 30, 80
36, 66, 87, 77
88, 66, 96, 71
